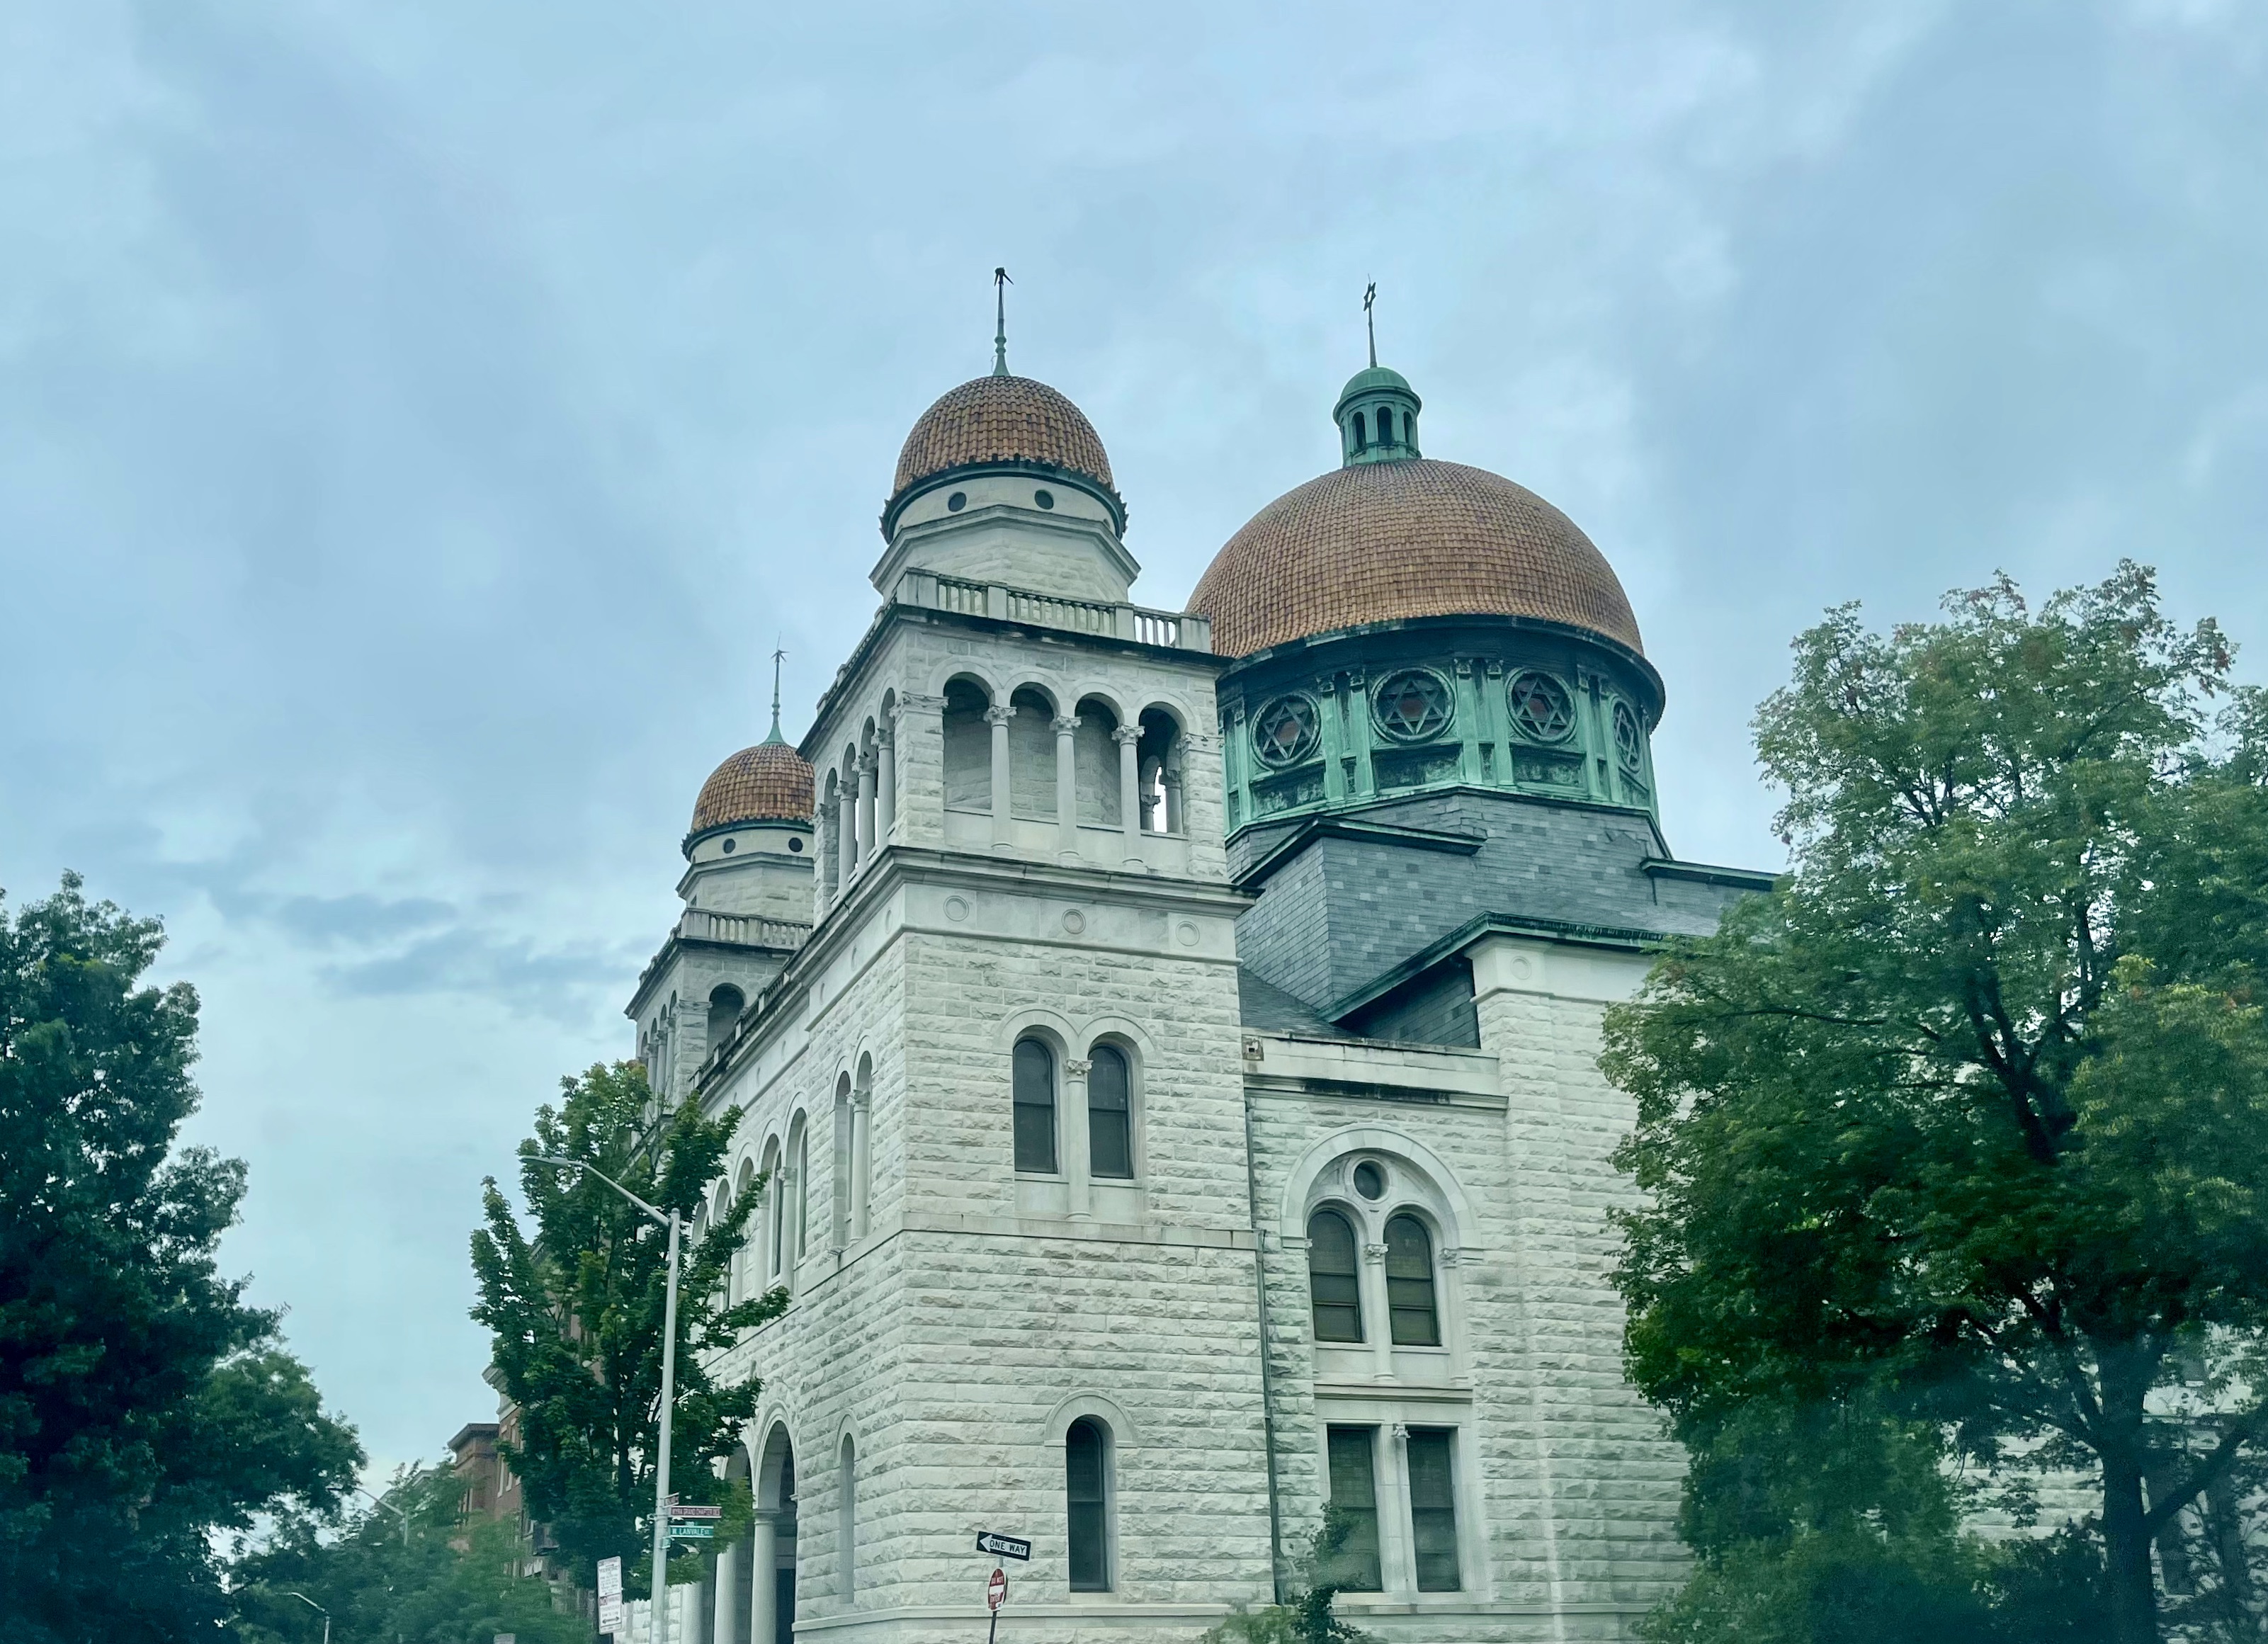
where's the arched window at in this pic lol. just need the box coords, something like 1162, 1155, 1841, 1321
1385, 1213, 1440, 1346
838, 1435, 857, 1598
1013, 1038, 1058, 1174
794, 1125, 810, 1261
1352, 410, 1368, 450
707, 985, 744, 1049
1088, 1045, 1133, 1179
1065, 1417, 1111, 1592
1308, 1210, 1363, 1342
942, 677, 992, 812
766, 1143, 785, 1279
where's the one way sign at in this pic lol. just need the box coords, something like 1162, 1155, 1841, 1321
975, 1531, 1031, 1562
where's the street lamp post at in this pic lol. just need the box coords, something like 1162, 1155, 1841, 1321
283, 1589, 330, 1644
533, 1156, 684, 1644
356, 1480, 413, 1546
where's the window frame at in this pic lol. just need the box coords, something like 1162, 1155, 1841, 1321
1405, 1426, 1462, 1592
1307, 1207, 1366, 1344
1012, 1036, 1060, 1176
1086, 1042, 1135, 1181
1065, 1417, 1113, 1593
1322, 1424, 1385, 1592
1383, 1212, 1441, 1347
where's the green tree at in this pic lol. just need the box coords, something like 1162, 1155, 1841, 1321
0, 874, 363, 1643
1605, 568, 2268, 1644
229, 1462, 588, 1644
470, 1061, 784, 1600
1196, 1512, 1380, 1644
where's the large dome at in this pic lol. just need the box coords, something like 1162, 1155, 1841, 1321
890, 375, 1115, 501
1191, 458, 1643, 659
689, 739, 814, 839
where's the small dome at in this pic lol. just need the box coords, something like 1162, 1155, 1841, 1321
689, 740, 814, 839
1336, 365, 1415, 404
890, 374, 1116, 502
1191, 458, 1643, 659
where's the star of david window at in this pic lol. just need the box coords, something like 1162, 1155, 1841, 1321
1372, 669, 1453, 743
1252, 694, 1320, 768
1612, 701, 1645, 771
1507, 671, 1575, 743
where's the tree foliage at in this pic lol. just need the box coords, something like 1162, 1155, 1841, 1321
229, 1462, 587, 1644
1605, 568, 2268, 1644
1197, 1513, 1380, 1644
0, 875, 363, 1643
470, 1061, 783, 1599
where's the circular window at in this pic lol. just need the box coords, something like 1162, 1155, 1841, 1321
1252, 694, 1320, 768
1033, 488, 1055, 510
788, 836, 804, 854
1353, 1160, 1386, 1200
1373, 669, 1453, 742
1613, 701, 1645, 771
720, 837, 736, 854
946, 491, 967, 512
1507, 670, 1576, 743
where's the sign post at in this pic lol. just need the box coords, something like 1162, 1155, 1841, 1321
986, 1566, 1007, 1644
596, 1555, 624, 1640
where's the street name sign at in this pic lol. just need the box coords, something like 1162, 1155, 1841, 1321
975, 1531, 1031, 1561
668, 1504, 723, 1520
668, 1521, 717, 1539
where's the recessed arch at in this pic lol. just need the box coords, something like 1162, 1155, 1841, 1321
1041, 1388, 1143, 1449
1277, 1125, 1478, 1250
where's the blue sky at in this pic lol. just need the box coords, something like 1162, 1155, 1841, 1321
4, 0, 2263, 1477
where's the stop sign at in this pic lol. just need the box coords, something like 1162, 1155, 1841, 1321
987, 1567, 1007, 1611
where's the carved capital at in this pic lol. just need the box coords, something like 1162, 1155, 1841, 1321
855, 750, 876, 774
1052, 714, 1081, 736
1362, 1241, 1389, 1265
1390, 1421, 1411, 1443
851, 1088, 871, 1112
983, 705, 1016, 727
897, 690, 946, 714
1065, 1058, 1093, 1080
1111, 725, 1143, 747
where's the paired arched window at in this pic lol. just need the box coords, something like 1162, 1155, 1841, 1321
1088, 1045, 1133, 1179
1013, 1038, 1058, 1174
1307, 1210, 1363, 1342
1385, 1213, 1439, 1345
1065, 1417, 1111, 1591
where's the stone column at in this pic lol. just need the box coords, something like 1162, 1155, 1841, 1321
1162, 758, 1184, 836
1363, 1240, 1393, 1383
1063, 1058, 1092, 1221
837, 771, 860, 881
1113, 725, 1143, 863
856, 751, 878, 867
813, 794, 834, 922
850, 1087, 872, 1241
749, 1509, 778, 1644
1053, 713, 1081, 858
985, 703, 1015, 849
1386, 1421, 1417, 1596
875, 720, 896, 842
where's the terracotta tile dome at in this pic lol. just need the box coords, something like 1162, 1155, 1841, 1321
690, 740, 814, 837
891, 375, 1115, 500
1190, 458, 1644, 659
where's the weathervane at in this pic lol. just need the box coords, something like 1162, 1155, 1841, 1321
1363, 281, 1378, 368
992, 267, 1014, 376
765, 641, 786, 743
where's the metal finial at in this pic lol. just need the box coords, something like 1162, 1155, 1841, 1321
1363, 282, 1378, 368
764, 642, 786, 744
992, 267, 1013, 376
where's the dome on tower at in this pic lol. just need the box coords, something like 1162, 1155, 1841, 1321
890, 374, 1116, 504
688, 738, 814, 840
1191, 390, 1643, 660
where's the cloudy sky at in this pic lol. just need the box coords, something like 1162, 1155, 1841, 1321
4, 0, 2263, 1477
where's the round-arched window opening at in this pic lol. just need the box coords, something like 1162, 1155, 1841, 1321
947, 491, 968, 512
1613, 701, 1644, 772
1507, 671, 1576, 743
1252, 694, 1320, 768
720, 837, 737, 854
1033, 488, 1056, 510
1373, 669, 1453, 742
1353, 1160, 1387, 1200
788, 836, 804, 853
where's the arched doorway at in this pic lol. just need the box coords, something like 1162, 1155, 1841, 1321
756, 1424, 797, 1642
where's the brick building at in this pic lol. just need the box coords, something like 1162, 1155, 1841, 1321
622, 324, 1770, 1643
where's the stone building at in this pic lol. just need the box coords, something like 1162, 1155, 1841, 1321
626, 329, 1771, 1643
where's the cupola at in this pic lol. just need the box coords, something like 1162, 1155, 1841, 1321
1334, 365, 1422, 465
